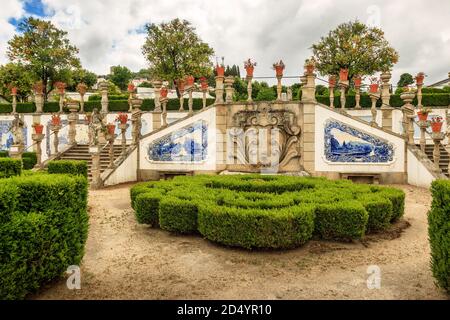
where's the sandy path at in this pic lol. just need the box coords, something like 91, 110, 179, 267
33, 183, 448, 300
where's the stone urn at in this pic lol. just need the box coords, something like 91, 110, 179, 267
67, 101, 80, 113
400, 92, 416, 103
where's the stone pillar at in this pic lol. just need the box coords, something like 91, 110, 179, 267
354, 79, 362, 109
99, 81, 109, 113
9, 144, 23, 160
187, 87, 194, 116
106, 131, 115, 169
417, 83, 423, 108
119, 123, 128, 155
79, 93, 85, 113
153, 80, 162, 112
51, 124, 62, 154
328, 77, 336, 109
339, 81, 349, 113
34, 92, 44, 114
161, 98, 168, 128
225, 76, 234, 103
301, 73, 316, 103
67, 102, 79, 145
287, 87, 292, 101
202, 89, 207, 110
276, 75, 283, 101
89, 145, 102, 189
400, 92, 416, 145
131, 99, 143, 146
11, 91, 17, 113
380, 71, 392, 107
215, 76, 225, 104
59, 92, 64, 113
418, 120, 430, 153
32, 132, 45, 169
247, 76, 253, 103
432, 132, 445, 172
369, 92, 380, 127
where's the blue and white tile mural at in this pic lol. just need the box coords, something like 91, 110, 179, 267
324, 119, 394, 163
0, 120, 28, 151
148, 120, 208, 162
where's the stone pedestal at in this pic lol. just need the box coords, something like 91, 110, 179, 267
131, 99, 143, 146
80, 93, 85, 113
67, 103, 79, 145
12, 93, 17, 113
32, 133, 45, 168
432, 132, 445, 173
188, 87, 194, 116
51, 124, 62, 154
339, 81, 349, 112
152, 111, 162, 131
276, 75, 283, 101
225, 76, 234, 103
380, 71, 392, 107
301, 73, 316, 103
179, 89, 185, 112
215, 76, 225, 104
35, 93, 44, 114
119, 123, 128, 155
329, 86, 335, 109
153, 80, 162, 112
99, 82, 109, 113
355, 86, 361, 109
161, 98, 168, 127
417, 83, 423, 108
106, 133, 115, 169
247, 76, 253, 102
9, 145, 23, 160
418, 120, 430, 153
400, 92, 416, 145
202, 90, 207, 110
381, 105, 394, 131
369, 92, 380, 127
89, 145, 102, 189
59, 93, 65, 113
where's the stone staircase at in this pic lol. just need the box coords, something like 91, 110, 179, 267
419, 144, 450, 177
58, 144, 124, 181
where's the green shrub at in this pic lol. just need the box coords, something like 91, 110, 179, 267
0, 151, 9, 158
134, 190, 163, 226
0, 174, 89, 299
48, 160, 88, 177
159, 197, 199, 233
131, 175, 404, 249
0, 158, 22, 178
314, 201, 369, 240
108, 100, 130, 112
83, 101, 102, 112
16, 103, 35, 113
43, 102, 60, 113
198, 203, 315, 249
22, 152, 37, 170
0, 104, 13, 113
429, 180, 450, 293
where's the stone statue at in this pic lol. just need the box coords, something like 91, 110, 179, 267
89, 108, 105, 146
9, 113, 25, 145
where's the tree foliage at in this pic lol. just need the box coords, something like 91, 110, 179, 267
7, 17, 81, 99
311, 21, 399, 81
142, 19, 214, 96
109, 65, 133, 91
0, 63, 36, 102
397, 73, 414, 88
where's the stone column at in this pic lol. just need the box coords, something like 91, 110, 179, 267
89, 145, 102, 189
418, 120, 430, 153
99, 81, 109, 113
400, 92, 416, 145
369, 92, 380, 127
432, 132, 445, 172
67, 102, 79, 145
225, 76, 234, 103
328, 77, 335, 109
380, 71, 392, 107
79, 93, 85, 113
153, 80, 162, 112
417, 83, 423, 108
247, 75, 253, 103
9, 145, 23, 160
355, 84, 362, 109
59, 91, 65, 113
302, 72, 317, 175
131, 99, 143, 146
119, 123, 128, 155
106, 132, 115, 169
339, 81, 349, 113
187, 87, 194, 116
301, 73, 316, 103
202, 88, 207, 110
34, 92, 44, 114
32, 132, 45, 169
51, 124, 62, 154
11, 91, 17, 113
287, 87, 292, 101
161, 98, 168, 128
276, 75, 283, 101
215, 76, 225, 104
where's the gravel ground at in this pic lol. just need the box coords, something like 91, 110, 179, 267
32, 183, 449, 300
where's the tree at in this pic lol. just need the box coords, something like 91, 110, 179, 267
133, 68, 151, 79
397, 73, 414, 88
7, 17, 81, 100
109, 65, 133, 91
142, 18, 214, 97
0, 63, 36, 102
256, 87, 276, 101
311, 21, 399, 81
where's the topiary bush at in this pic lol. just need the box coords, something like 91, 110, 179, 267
0, 173, 89, 300
22, 152, 37, 170
0, 158, 22, 178
48, 160, 88, 178
130, 175, 405, 249
429, 180, 450, 293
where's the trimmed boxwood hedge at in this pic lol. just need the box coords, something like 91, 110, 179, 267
0, 173, 89, 299
48, 160, 88, 177
0, 158, 22, 178
130, 175, 405, 249
429, 180, 450, 293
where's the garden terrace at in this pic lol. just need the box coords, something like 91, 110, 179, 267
131, 175, 405, 249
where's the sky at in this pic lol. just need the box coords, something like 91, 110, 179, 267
0, 0, 449, 86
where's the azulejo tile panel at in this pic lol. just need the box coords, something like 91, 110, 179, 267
148, 120, 208, 162
324, 119, 394, 163
0, 121, 28, 151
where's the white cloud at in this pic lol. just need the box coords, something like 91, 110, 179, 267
1, 0, 449, 85
0, 0, 24, 65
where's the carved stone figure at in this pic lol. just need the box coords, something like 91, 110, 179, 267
9, 113, 25, 145
89, 108, 105, 146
